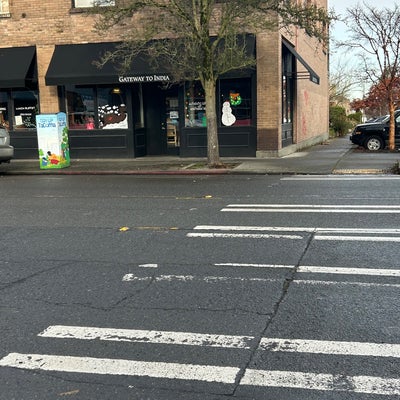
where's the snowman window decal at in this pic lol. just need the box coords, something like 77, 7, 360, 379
222, 101, 236, 126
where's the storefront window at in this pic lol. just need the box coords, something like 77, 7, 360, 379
185, 81, 206, 127
219, 78, 252, 126
0, 91, 9, 128
12, 89, 39, 129
66, 85, 129, 130
97, 86, 128, 129
66, 86, 95, 130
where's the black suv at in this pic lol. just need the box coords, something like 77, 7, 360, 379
350, 109, 400, 151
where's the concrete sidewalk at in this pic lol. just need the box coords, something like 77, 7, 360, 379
1, 135, 399, 175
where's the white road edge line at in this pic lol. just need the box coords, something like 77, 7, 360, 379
0, 353, 238, 384
39, 326, 253, 349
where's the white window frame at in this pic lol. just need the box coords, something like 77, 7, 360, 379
74, 0, 115, 8
0, 0, 11, 17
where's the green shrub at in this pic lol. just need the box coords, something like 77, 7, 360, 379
329, 106, 353, 136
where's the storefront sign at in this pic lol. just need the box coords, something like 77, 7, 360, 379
119, 74, 171, 83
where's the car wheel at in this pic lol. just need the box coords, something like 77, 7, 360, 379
364, 136, 384, 151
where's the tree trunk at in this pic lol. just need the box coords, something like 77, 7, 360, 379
388, 96, 395, 151
204, 79, 221, 167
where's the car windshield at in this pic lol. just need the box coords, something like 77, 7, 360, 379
370, 115, 389, 123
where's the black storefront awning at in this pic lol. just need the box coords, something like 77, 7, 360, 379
46, 36, 256, 86
45, 42, 171, 86
0, 46, 37, 88
282, 40, 320, 85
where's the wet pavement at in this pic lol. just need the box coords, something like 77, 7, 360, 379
1, 135, 399, 176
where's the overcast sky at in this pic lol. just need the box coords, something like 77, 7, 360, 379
328, 0, 397, 98
329, 0, 397, 42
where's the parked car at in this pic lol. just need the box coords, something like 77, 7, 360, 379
350, 110, 400, 151
0, 126, 14, 163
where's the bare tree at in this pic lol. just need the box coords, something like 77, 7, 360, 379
341, 2, 400, 150
93, 0, 329, 166
329, 59, 359, 107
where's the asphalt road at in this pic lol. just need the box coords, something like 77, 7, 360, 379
0, 174, 399, 399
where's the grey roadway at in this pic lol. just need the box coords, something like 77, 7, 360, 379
0, 135, 399, 175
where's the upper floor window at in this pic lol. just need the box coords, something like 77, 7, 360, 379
0, 0, 11, 17
73, 0, 115, 8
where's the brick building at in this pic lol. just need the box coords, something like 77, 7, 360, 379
0, 0, 328, 159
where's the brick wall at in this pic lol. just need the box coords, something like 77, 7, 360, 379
256, 32, 281, 152
1, 1, 125, 112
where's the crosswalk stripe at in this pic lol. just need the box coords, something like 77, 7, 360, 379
0, 353, 239, 384
298, 265, 400, 277
224, 204, 400, 209
259, 338, 400, 358
193, 225, 400, 235
39, 325, 253, 349
194, 225, 315, 232
241, 369, 400, 396
282, 176, 400, 180
215, 263, 293, 269
187, 232, 303, 239
39, 326, 400, 358
216, 263, 400, 277
3, 352, 397, 395
294, 279, 400, 288
222, 208, 400, 213
315, 235, 400, 242
122, 273, 278, 283
221, 204, 400, 213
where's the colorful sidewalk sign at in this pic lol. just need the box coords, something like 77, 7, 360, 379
36, 113, 70, 169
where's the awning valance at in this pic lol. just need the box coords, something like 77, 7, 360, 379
45, 42, 171, 86
282, 39, 320, 85
0, 46, 37, 88
45, 36, 256, 86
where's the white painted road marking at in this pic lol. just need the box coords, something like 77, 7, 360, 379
259, 338, 400, 358
221, 204, 400, 213
39, 325, 254, 349
298, 265, 400, 277
193, 225, 400, 235
122, 274, 278, 283
215, 263, 293, 269
282, 175, 400, 180
2, 352, 399, 395
189, 226, 400, 242
0, 353, 239, 384
241, 369, 400, 396
315, 235, 400, 242
39, 326, 400, 358
187, 232, 303, 239
216, 263, 400, 277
